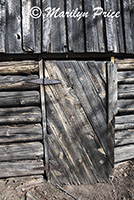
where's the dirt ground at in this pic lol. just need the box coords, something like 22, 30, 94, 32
0, 160, 134, 200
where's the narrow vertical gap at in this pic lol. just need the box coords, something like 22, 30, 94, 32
64, 0, 69, 52
82, 0, 87, 52
20, 0, 23, 52
120, 0, 126, 53
101, 0, 108, 52
40, 0, 43, 53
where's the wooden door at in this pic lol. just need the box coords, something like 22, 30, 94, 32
44, 60, 114, 184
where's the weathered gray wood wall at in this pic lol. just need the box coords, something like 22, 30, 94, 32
0, 0, 133, 54
0, 61, 44, 178
115, 59, 134, 163
0, 60, 115, 184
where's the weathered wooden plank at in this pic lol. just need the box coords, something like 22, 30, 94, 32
115, 0, 125, 53
84, 0, 99, 52
0, 160, 44, 178
0, 124, 42, 143
66, 0, 85, 52
116, 59, 134, 64
33, 0, 41, 53
45, 61, 112, 184
6, 0, 22, 53
39, 60, 49, 179
0, 75, 39, 91
107, 62, 117, 122
22, 0, 41, 52
42, 0, 66, 52
118, 71, 134, 83
0, 91, 40, 107
0, 61, 38, 75
118, 63, 134, 71
0, 107, 41, 125
130, 0, 134, 52
115, 123, 134, 131
84, 0, 105, 52
123, 0, 133, 53
115, 115, 134, 124
104, 0, 124, 53
22, 0, 34, 52
115, 129, 134, 146
0, 142, 43, 161
118, 100, 134, 114
104, 1, 115, 52
118, 84, 134, 99
115, 144, 134, 163
0, 0, 6, 52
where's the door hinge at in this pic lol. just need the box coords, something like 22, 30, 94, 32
28, 78, 61, 86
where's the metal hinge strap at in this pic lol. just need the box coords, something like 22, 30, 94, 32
28, 78, 61, 86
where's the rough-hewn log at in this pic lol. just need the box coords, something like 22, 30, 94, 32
115, 115, 134, 124
115, 144, 134, 163
118, 100, 134, 114
0, 107, 41, 125
118, 84, 134, 99
0, 142, 43, 161
118, 71, 134, 83
0, 91, 40, 107
115, 129, 134, 146
117, 63, 134, 71
0, 160, 44, 178
0, 75, 39, 91
0, 124, 42, 143
0, 61, 38, 74
115, 123, 134, 131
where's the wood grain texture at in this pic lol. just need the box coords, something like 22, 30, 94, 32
6, 0, 22, 53
104, 0, 125, 52
118, 100, 134, 114
118, 84, 134, 99
45, 60, 113, 184
0, 0, 6, 52
104, 0, 114, 52
0, 61, 38, 75
42, 0, 66, 52
107, 62, 117, 122
0, 160, 44, 178
0, 107, 41, 125
0, 91, 40, 107
115, 129, 134, 146
22, 0, 41, 53
118, 71, 134, 83
0, 142, 43, 161
39, 60, 49, 178
66, 0, 85, 52
123, 0, 133, 53
0, 75, 39, 91
115, 144, 134, 163
84, 0, 105, 52
0, 124, 42, 143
